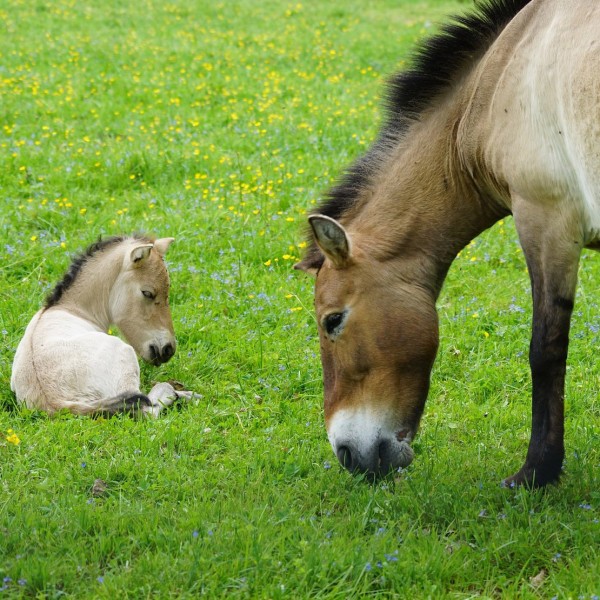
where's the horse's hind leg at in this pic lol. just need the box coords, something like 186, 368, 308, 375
507, 197, 582, 487
143, 382, 195, 418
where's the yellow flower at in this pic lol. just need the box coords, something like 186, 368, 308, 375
264, 259, 272, 266
5, 429, 20, 445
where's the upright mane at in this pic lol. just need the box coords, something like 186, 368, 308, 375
307, 0, 532, 264
45, 235, 151, 309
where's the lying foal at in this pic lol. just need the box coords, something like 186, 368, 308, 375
11, 235, 192, 417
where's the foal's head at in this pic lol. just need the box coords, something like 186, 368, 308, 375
296, 216, 439, 477
109, 237, 177, 366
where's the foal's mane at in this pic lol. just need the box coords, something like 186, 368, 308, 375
305, 0, 531, 265
45, 235, 151, 308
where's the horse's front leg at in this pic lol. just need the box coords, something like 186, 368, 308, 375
506, 199, 582, 487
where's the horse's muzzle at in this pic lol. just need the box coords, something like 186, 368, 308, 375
148, 342, 175, 365
334, 436, 414, 479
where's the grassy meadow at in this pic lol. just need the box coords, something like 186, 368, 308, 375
1, 0, 599, 597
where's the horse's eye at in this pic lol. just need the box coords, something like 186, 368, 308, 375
142, 290, 156, 300
323, 312, 345, 336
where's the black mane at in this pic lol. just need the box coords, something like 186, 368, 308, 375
312, 0, 532, 234
44, 235, 149, 309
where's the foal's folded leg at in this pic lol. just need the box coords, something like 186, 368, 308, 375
143, 382, 195, 417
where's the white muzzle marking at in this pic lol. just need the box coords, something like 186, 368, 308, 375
327, 407, 414, 474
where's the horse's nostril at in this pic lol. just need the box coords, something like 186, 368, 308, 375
336, 445, 355, 471
162, 343, 175, 361
149, 344, 159, 361
377, 439, 392, 475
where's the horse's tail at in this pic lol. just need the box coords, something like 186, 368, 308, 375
96, 392, 152, 417
59, 392, 152, 417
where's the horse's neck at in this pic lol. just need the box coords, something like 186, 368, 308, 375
58, 249, 123, 330
350, 103, 507, 298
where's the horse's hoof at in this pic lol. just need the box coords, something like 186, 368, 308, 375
502, 465, 560, 489
502, 473, 527, 489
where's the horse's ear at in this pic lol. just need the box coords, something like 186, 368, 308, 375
153, 237, 175, 257
308, 214, 351, 268
130, 244, 153, 266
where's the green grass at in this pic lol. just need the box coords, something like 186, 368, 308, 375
0, 0, 599, 597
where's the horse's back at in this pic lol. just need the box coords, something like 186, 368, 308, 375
11, 308, 140, 412
462, 0, 600, 233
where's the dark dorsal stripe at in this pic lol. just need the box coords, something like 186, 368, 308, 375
44, 235, 150, 309
313, 0, 532, 233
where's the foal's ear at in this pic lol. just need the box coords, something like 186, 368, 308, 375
130, 244, 154, 266
153, 237, 175, 256
308, 214, 351, 268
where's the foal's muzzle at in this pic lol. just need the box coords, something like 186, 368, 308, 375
148, 342, 175, 365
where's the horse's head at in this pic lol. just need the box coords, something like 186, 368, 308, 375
110, 237, 177, 366
296, 215, 439, 478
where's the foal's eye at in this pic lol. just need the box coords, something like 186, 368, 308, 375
323, 312, 346, 336
142, 290, 156, 300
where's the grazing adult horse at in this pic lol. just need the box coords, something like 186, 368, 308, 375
11, 235, 192, 417
295, 0, 600, 487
